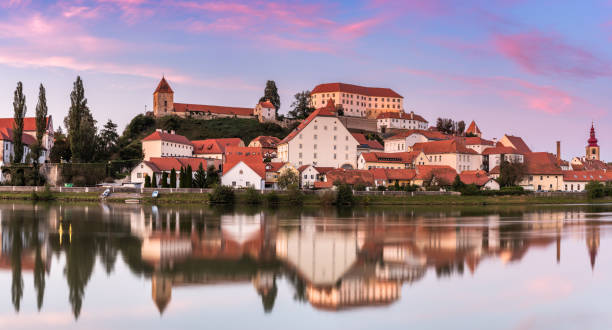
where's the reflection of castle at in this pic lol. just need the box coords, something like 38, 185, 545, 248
123, 206, 607, 314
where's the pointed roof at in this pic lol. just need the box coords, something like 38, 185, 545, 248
258, 100, 275, 108
278, 99, 338, 145
0, 116, 52, 132
588, 122, 599, 147
142, 131, 192, 145
154, 77, 173, 94
466, 121, 481, 135
501, 135, 532, 154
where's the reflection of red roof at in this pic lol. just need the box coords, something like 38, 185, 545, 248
413, 140, 478, 155
466, 121, 481, 135
174, 103, 253, 116
0, 116, 51, 131
142, 131, 192, 145
524, 152, 562, 175
192, 138, 243, 155
279, 100, 338, 145
482, 146, 521, 155
563, 171, 609, 182
460, 170, 490, 186
361, 151, 419, 164
352, 133, 383, 150
249, 136, 280, 149
386, 129, 449, 141
311, 82, 402, 98
154, 77, 173, 93
502, 135, 531, 154
376, 111, 427, 122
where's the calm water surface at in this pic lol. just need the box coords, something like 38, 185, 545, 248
1, 202, 612, 329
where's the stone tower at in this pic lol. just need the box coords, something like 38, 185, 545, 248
153, 77, 174, 117
586, 123, 600, 161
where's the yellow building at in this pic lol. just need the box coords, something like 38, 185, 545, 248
310, 83, 403, 119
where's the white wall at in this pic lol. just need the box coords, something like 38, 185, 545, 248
221, 161, 263, 189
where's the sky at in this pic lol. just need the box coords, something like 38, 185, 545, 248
0, 0, 610, 161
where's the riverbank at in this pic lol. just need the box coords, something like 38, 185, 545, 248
0, 190, 608, 206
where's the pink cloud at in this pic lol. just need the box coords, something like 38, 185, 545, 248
1, 0, 30, 8
493, 32, 612, 78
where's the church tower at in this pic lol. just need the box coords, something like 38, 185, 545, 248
586, 123, 600, 161
153, 77, 174, 117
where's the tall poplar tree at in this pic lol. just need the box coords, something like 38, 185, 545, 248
33, 84, 48, 164
12, 82, 27, 164
65, 76, 97, 163
259, 80, 280, 111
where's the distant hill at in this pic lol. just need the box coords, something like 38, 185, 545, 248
115, 115, 291, 161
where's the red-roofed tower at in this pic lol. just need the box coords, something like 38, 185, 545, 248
153, 77, 174, 117
586, 122, 600, 161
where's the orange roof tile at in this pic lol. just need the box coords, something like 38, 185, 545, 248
174, 103, 253, 116
0, 116, 51, 132
502, 135, 532, 154
0, 127, 38, 146
265, 162, 286, 172
376, 111, 427, 122
154, 77, 173, 94
459, 170, 490, 186
249, 136, 280, 149
482, 146, 522, 155
352, 133, 383, 150
323, 169, 375, 186
412, 140, 478, 155
192, 138, 243, 155
563, 170, 609, 182
223, 159, 266, 178
142, 131, 192, 145
258, 100, 275, 108
523, 152, 562, 175
360, 151, 419, 164
311, 83, 402, 98
466, 121, 481, 135
386, 129, 450, 141
461, 137, 494, 146
415, 165, 457, 185
384, 169, 417, 180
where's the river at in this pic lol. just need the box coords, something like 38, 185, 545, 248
0, 202, 611, 329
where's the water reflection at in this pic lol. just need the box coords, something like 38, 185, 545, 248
1, 203, 612, 320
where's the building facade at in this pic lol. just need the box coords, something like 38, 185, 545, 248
376, 111, 428, 132
142, 130, 193, 161
310, 83, 403, 119
383, 130, 449, 153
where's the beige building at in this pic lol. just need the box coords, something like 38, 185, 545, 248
142, 129, 193, 161
490, 152, 563, 191
482, 146, 524, 172
383, 130, 449, 153
310, 83, 403, 119
412, 140, 482, 172
357, 151, 420, 170
376, 111, 428, 132
277, 100, 359, 169
192, 138, 244, 160
254, 100, 277, 122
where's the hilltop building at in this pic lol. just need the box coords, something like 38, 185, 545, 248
466, 121, 482, 137
141, 129, 193, 161
376, 111, 428, 132
586, 123, 600, 161
310, 83, 403, 119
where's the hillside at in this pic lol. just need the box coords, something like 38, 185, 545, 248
115, 115, 291, 160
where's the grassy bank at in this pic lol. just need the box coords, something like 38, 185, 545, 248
0, 191, 608, 206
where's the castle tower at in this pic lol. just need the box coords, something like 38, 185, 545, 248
586, 123, 600, 161
153, 77, 174, 117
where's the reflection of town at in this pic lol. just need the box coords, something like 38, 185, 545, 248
0, 204, 610, 318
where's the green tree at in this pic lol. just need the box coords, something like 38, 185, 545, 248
151, 172, 157, 188
65, 76, 97, 162
32, 84, 48, 165
178, 167, 185, 188
277, 170, 299, 190
288, 91, 315, 119
161, 172, 169, 188
205, 165, 219, 187
194, 163, 206, 188
498, 160, 527, 187
12, 82, 27, 163
49, 128, 71, 162
170, 168, 177, 188
98, 119, 119, 160
457, 120, 466, 136
144, 174, 151, 187
259, 80, 280, 111
185, 165, 193, 188
335, 184, 354, 205
585, 181, 605, 199
452, 174, 465, 191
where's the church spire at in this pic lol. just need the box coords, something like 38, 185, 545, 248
588, 122, 598, 147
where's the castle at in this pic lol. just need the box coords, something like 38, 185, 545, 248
152, 77, 276, 122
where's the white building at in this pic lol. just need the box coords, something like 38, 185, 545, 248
0, 127, 44, 166
383, 130, 450, 153
277, 100, 359, 169
310, 82, 403, 119
412, 140, 482, 173
482, 146, 524, 172
376, 111, 428, 132
142, 129, 193, 161
0, 116, 54, 161
129, 157, 220, 187
221, 160, 265, 189
462, 137, 495, 154
254, 100, 276, 122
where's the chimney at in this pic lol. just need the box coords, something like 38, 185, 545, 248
410, 111, 414, 119
171, 130, 176, 135
556, 141, 561, 161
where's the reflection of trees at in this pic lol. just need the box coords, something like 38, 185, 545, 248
33, 220, 46, 310
10, 218, 23, 312
63, 231, 96, 319
261, 280, 277, 313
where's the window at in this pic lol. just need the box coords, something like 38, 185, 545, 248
314, 144, 317, 149
246, 181, 250, 186
314, 125, 318, 130
334, 154, 337, 159
232, 181, 236, 186
299, 153, 302, 158
137, 173, 142, 179
314, 134, 318, 140
239, 170, 243, 174
313, 153, 317, 158
345, 136, 348, 141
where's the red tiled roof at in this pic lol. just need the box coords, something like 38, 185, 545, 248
314, 181, 333, 189
466, 121, 481, 135
323, 169, 375, 186
361, 151, 419, 164
297, 165, 310, 173
225, 147, 263, 161
384, 169, 417, 181
177, 157, 215, 170
265, 162, 286, 172
572, 158, 609, 171
314, 167, 335, 174
249, 136, 280, 149
563, 171, 609, 182
279, 99, 338, 145
0, 127, 38, 146
489, 165, 501, 174
376, 111, 427, 122
223, 159, 266, 178
524, 152, 562, 175
412, 140, 478, 155
174, 103, 253, 116
147, 157, 182, 171
461, 137, 494, 146
258, 100, 275, 108
352, 133, 383, 150
386, 129, 450, 141
460, 170, 490, 186
0, 116, 51, 132
192, 138, 243, 155
311, 83, 402, 98
142, 131, 192, 145
502, 135, 532, 154
482, 146, 521, 155
415, 165, 457, 185
154, 77, 173, 94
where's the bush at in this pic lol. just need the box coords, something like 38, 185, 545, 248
287, 184, 303, 205
31, 185, 55, 201
319, 191, 336, 205
335, 184, 354, 205
377, 185, 387, 191
460, 184, 480, 196
404, 184, 419, 192
245, 186, 262, 204
498, 186, 525, 196
73, 175, 87, 187
209, 185, 235, 204
354, 184, 366, 191
265, 191, 280, 205
586, 181, 605, 199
